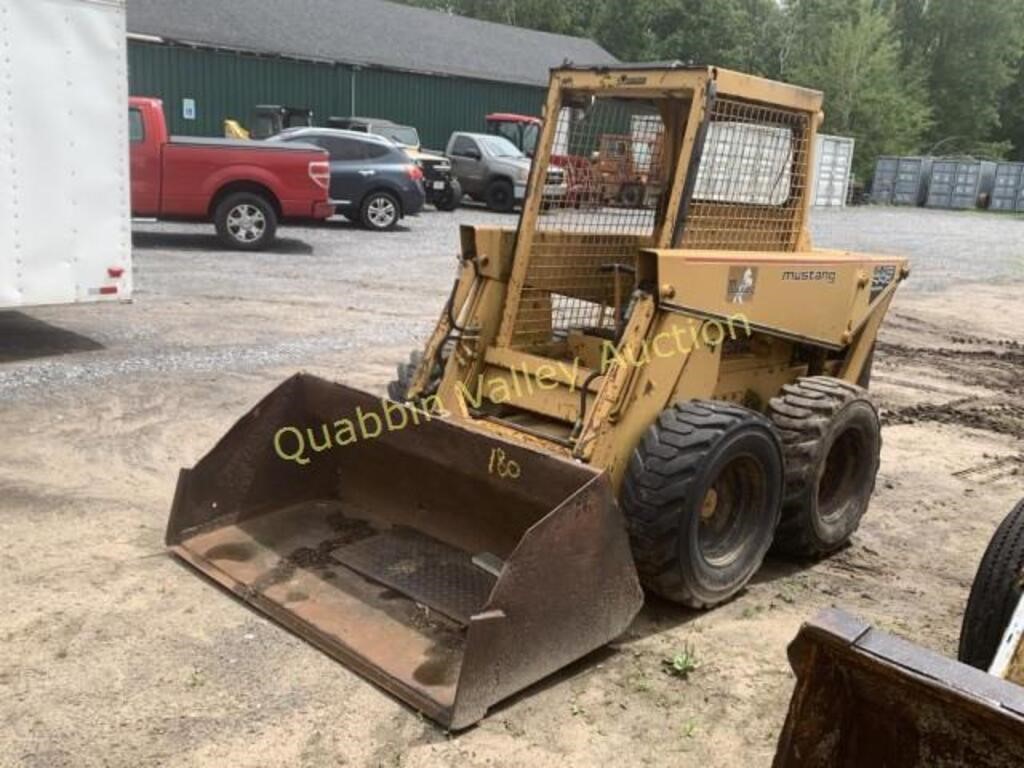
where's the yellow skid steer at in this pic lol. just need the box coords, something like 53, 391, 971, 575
168, 64, 908, 728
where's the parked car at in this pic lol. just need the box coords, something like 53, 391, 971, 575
129, 97, 333, 250
270, 128, 426, 230
327, 117, 460, 211
445, 132, 567, 212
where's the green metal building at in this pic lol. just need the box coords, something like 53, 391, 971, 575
126, 0, 617, 149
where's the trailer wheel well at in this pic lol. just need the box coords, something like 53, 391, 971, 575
209, 182, 282, 220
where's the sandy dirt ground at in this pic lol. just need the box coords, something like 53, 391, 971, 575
1, 207, 1022, 767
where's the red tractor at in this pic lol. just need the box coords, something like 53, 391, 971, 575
485, 112, 596, 207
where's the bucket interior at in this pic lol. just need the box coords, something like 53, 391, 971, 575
168, 375, 603, 719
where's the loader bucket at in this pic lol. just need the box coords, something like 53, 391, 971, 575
167, 373, 643, 729
774, 609, 1024, 768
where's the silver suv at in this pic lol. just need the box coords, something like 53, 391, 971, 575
445, 132, 566, 212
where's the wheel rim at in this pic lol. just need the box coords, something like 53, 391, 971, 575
368, 196, 397, 228
698, 454, 765, 567
226, 204, 266, 242
818, 426, 869, 523
492, 187, 511, 208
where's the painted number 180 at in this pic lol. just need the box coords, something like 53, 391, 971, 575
488, 448, 521, 480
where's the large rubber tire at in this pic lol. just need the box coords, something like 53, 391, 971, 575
958, 499, 1024, 670
769, 377, 881, 557
485, 179, 515, 212
214, 192, 278, 251
387, 348, 444, 402
435, 179, 462, 211
621, 401, 784, 608
360, 191, 401, 231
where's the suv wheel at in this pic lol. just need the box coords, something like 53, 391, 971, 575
361, 191, 400, 231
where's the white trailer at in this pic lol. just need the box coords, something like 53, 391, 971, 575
0, 0, 132, 310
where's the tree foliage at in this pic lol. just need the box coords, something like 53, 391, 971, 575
397, 0, 1024, 168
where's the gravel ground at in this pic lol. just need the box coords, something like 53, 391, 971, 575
1, 205, 1022, 767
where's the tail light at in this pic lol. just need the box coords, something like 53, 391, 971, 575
405, 164, 424, 182
308, 160, 330, 190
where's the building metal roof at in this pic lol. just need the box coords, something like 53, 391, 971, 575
126, 0, 619, 87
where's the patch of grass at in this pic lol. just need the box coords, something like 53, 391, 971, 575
742, 603, 768, 619
662, 645, 699, 680
185, 667, 205, 689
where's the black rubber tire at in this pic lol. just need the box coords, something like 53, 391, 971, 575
621, 401, 784, 608
485, 179, 515, 212
435, 179, 462, 211
359, 191, 401, 231
769, 377, 881, 557
213, 192, 278, 251
958, 499, 1024, 670
387, 348, 445, 402
619, 183, 644, 207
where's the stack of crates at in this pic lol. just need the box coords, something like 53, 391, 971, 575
926, 159, 997, 210
991, 162, 1024, 213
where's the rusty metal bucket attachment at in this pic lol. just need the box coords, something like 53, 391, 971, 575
774, 609, 1024, 768
167, 373, 643, 729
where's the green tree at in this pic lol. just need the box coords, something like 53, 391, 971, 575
643, 0, 784, 74
590, 0, 649, 61
997, 58, 1024, 160
919, 0, 1023, 155
784, 0, 931, 178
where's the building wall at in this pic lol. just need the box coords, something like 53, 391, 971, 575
127, 40, 547, 149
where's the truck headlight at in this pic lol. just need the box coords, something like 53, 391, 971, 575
517, 168, 530, 183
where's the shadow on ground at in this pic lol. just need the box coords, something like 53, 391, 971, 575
0, 312, 105, 363
132, 230, 314, 254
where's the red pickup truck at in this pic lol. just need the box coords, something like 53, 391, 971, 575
129, 97, 333, 250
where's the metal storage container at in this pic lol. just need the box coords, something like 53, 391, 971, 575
872, 156, 931, 206
991, 162, 1024, 213
811, 134, 855, 208
926, 158, 997, 210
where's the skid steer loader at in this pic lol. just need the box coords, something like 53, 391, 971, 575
775, 499, 1024, 766
167, 64, 908, 729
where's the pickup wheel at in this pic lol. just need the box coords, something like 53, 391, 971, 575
360, 191, 401, 231
214, 193, 277, 250
485, 179, 515, 212
435, 179, 462, 212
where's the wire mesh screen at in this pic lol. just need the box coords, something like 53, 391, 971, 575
509, 97, 673, 351
679, 97, 810, 251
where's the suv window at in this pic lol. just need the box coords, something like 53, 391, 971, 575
450, 136, 479, 158
366, 142, 392, 159
129, 108, 144, 143
300, 135, 366, 161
